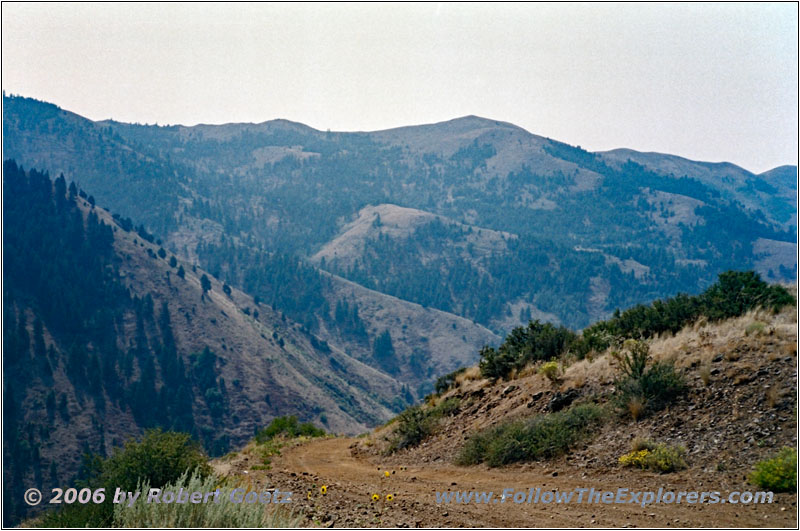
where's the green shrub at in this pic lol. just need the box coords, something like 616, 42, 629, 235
388, 398, 460, 453
750, 447, 797, 492
390, 405, 434, 452
40, 430, 211, 527
104, 430, 212, 491
432, 397, 461, 417
701, 271, 794, 320
582, 271, 794, 349
113, 470, 300, 527
645, 444, 688, 472
619, 442, 687, 472
479, 321, 577, 380
613, 340, 686, 417
457, 403, 606, 467
255, 415, 325, 444
538, 361, 560, 382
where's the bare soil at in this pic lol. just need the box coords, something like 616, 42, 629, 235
217, 437, 797, 528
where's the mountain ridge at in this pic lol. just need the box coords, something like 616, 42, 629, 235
4, 93, 796, 333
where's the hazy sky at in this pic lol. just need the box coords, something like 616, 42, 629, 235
2, 3, 797, 173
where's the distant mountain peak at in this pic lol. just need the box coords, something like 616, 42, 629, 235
364, 114, 527, 138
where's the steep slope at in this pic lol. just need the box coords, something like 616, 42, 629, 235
315, 271, 501, 392
1, 162, 408, 524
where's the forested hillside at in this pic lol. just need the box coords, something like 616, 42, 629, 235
1, 161, 415, 525
4, 95, 795, 338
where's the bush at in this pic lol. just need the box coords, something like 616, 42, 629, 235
390, 405, 433, 452
645, 444, 688, 472
113, 470, 300, 527
457, 403, 605, 467
255, 416, 325, 444
750, 447, 797, 492
479, 321, 577, 380
40, 430, 211, 527
613, 340, 686, 418
583, 271, 794, 349
619, 442, 687, 473
538, 361, 560, 382
100, 429, 212, 491
389, 398, 460, 452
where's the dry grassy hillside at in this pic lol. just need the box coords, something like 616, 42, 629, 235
314, 271, 501, 383
312, 204, 513, 271
99, 201, 405, 436
360, 305, 797, 480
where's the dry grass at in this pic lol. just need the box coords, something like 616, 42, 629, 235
566, 365, 588, 390
649, 307, 796, 369
511, 363, 538, 380
725, 349, 740, 362
627, 396, 646, 421
766, 385, 781, 408
568, 355, 616, 386
745, 320, 767, 336
698, 365, 712, 386
455, 366, 482, 385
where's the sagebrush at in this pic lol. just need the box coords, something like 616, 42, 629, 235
457, 403, 606, 467
113, 471, 300, 527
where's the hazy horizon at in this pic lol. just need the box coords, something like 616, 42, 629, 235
2, 3, 797, 173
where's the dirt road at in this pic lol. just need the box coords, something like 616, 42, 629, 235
223, 437, 797, 528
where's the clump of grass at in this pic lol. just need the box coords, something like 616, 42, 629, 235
750, 447, 797, 492
698, 364, 712, 386
538, 361, 560, 383
745, 320, 766, 336
388, 398, 460, 453
435, 368, 467, 394
627, 395, 646, 421
113, 470, 300, 527
619, 441, 687, 473
631, 437, 658, 452
457, 403, 606, 467
456, 366, 482, 385
766, 385, 781, 408
725, 349, 740, 361
567, 365, 588, 389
